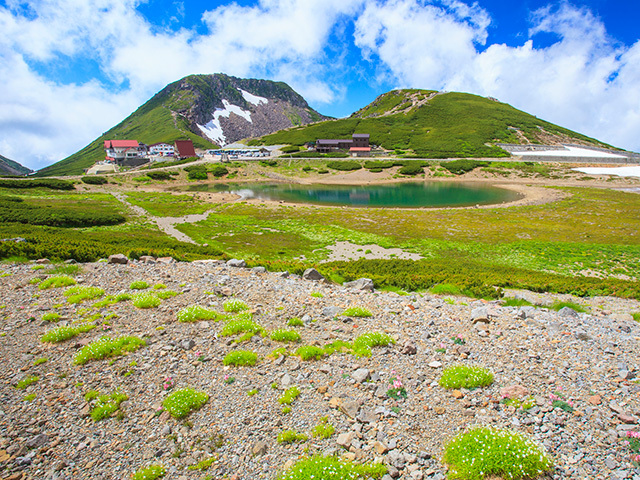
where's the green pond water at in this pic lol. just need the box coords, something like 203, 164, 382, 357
184, 182, 521, 208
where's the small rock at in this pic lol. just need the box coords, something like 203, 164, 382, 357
162, 425, 171, 435
352, 368, 370, 383
108, 254, 128, 265
180, 339, 195, 350
281, 373, 293, 386
303, 268, 325, 281
558, 306, 579, 318
499, 385, 530, 399
337, 432, 355, 448
618, 414, 638, 424
452, 390, 464, 399
340, 400, 361, 418
35, 258, 50, 264
374, 441, 388, 454
400, 340, 417, 355
139, 255, 156, 264
344, 278, 375, 292
252, 441, 268, 456
428, 361, 442, 368
356, 408, 376, 424
227, 259, 247, 268
252, 267, 266, 273
471, 307, 489, 323
25, 433, 49, 449
588, 395, 602, 405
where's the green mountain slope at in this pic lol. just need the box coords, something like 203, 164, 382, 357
37, 74, 326, 177
0, 154, 32, 176
256, 90, 615, 158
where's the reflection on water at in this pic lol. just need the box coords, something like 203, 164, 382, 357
184, 182, 521, 208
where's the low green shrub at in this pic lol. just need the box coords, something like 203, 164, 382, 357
398, 163, 424, 175
276, 454, 387, 480
177, 305, 222, 322
74, 335, 145, 365
278, 386, 301, 405
184, 165, 208, 180
47, 264, 80, 275
441, 159, 489, 175
352, 332, 395, 356
220, 317, 264, 339
132, 292, 161, 309
364, 160, 394, 169
287, 317, 304, 327
15, 375, 39, 389
89, 391, 129, 421
81, 176, 108, 185
342, 306, 372, 318
312, 417, 335, 439
439, 364, 494, 389
41, 323, 96, 343
326, 161, 362, 171
64, 285, 105, 303
0, 178, 74, 190
429, 283, 462, 296
155, 290, 178, 299
502, 298, 534, 307
296, 345, 324, 361
33, 357, 48, 366
223, 350, 258, 367
277, 429, 308, 444
209, 165, 229, 177
129, 280, 149, 290
443, 427, 552, 480
131, 464, 166, 480
223, 299, 249, 313
162, 388, 209, 419
281, 145, 301, 153
270, 329, 301, 343
41, 312, 61, 322
38, 275, 76, 290
146, 171, 173, 181
550, 300, 586, 313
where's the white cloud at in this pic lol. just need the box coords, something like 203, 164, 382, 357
353, 1, 640, 152
1, 0, 640, 170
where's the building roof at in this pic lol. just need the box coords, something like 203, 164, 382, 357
352, 134, 370, 139
174, 140, 196, 158
317, 139, 347, 145
350, 147, 371, 152
149, 142, 173, 147
104, 140, 139, 149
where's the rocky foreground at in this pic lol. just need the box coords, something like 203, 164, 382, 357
0, 258, 639, 480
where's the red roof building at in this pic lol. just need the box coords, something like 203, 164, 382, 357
104, 140, 139, 149
174, 140, 196, 159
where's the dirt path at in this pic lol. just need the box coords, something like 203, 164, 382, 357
112, 192, 209, 244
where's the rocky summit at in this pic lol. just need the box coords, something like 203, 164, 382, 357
0, 258, 639, 480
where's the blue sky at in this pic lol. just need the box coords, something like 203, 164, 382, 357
1, 0, 639, 170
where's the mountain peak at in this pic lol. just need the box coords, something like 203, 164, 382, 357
37, 74, 327, 176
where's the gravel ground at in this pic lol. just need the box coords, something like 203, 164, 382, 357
0, 258, 639, 480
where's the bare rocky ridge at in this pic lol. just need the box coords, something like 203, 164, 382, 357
0, 259, 639, 480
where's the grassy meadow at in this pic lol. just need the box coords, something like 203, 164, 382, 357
1, 163, 639, 299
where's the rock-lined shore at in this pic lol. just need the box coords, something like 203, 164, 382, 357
0, 258, 639, 480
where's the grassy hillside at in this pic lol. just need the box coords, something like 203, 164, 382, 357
257, 90, 614, 158
36, 103, 216, 177
0, 154, 32, 176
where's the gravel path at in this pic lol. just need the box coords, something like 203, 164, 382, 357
0, 259, 638, 480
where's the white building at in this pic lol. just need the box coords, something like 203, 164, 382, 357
148, 143, 175, 156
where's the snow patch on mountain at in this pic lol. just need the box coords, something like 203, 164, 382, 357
239, 88, 268, 106
197, 99, 254, 146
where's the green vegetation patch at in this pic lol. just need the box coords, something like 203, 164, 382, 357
42, 312, 62, 322
223, 299, 249, 313
278, 386, 301, 405
326, 161, 362, 171
270, 329, 302, 343
287, 317, 304, 327
295, 345, 325, 361
132, 292, 162, 309
129, 280, 150, 290
162, 387, 209, 419
87, 390, 129, 421
439, 365, 494, 389
177, 305, 223, 322
15, 375, 39, 389
65, 285, 105, 304
220, 316, 265, 340
38, 275, 77, 290
223, 350, 258, 367
443, 427, 552, 480
124, 191, 214, 217
342, 306, 373, 317
41, 323, 96, 343
277, 429, 308, 444
74, 335, 145, 365
131, 464, 166, 480
312, 417, 335, 439
81, 176, 108, 185
276, 454, 387, 480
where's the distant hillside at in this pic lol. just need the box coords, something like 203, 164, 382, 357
255, 89, 616, 158
37, 74, 327, 177
0, 154, 32, 176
